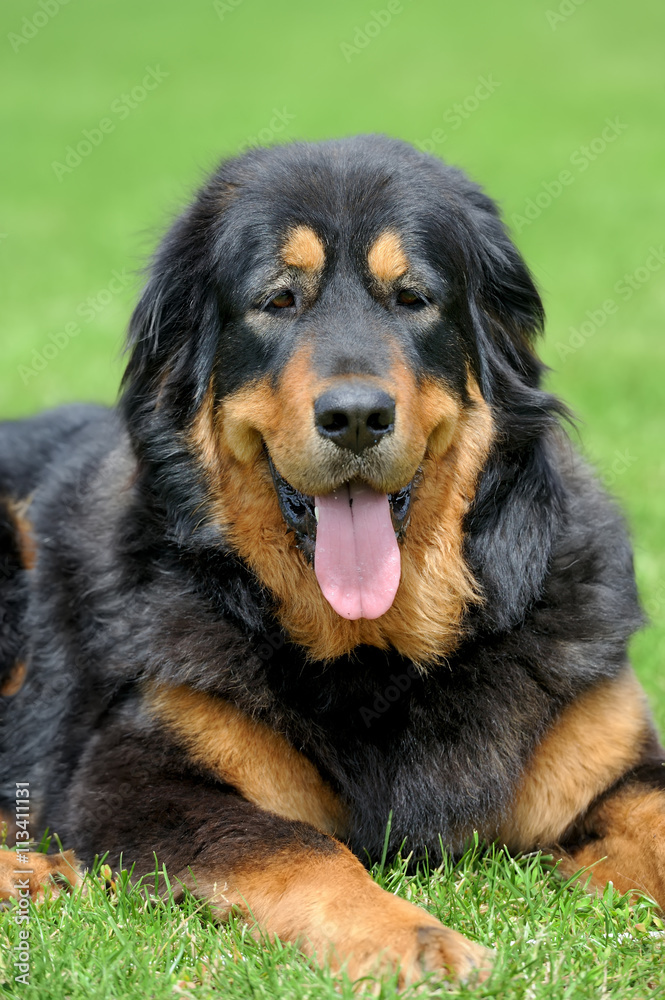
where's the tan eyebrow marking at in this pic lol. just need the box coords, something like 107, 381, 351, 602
367, 231, 409, 282
281, 225, 325, 272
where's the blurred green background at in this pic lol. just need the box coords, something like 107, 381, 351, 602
1, 0, 663, 720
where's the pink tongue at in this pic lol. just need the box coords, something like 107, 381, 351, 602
314, 482, 401, 620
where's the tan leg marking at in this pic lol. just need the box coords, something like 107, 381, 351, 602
183, 842, 493, 986
367, 231, 409, 283
0, 660, 27, 697
498, 669, 651, 851
281, 225, 325, 272
0, 848, 82, 901
190, 358, 493, 665
556, 785, 665, 907
145, 682, 349, 837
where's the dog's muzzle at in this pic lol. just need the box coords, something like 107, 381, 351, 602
267, 450, 414, 621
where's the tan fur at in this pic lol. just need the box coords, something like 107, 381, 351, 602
497, 669, 651, 851
556, 785, 665, 907
8, 499, 37, 571
0, 660, 27, 697
146, 682, 348, 837
367, 231, 409, 282
180, 842, 493, 985
0, 848, 82, 901
190, 354, 493, 665
281, 225, 325, 272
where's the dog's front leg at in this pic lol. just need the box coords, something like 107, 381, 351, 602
53, 716, 493, 988
182, 816, 493, 986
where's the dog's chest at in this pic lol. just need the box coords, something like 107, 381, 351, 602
266, 650, 552, 861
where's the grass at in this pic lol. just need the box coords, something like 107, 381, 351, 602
1, 0, 664, 995
1, 849, 664, 998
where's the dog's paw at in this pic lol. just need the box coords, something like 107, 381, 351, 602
0, 848, 82, 902
412, 923, 494, 985
338, 896, 494, 988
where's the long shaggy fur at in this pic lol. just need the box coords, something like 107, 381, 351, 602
0, 136, 662, 983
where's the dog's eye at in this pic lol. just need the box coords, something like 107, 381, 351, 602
268, 290, 295, 309
397, 289, 425, 307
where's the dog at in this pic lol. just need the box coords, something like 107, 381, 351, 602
1, 134, 663, 986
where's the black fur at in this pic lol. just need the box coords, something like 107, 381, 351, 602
0, 136, 651, 877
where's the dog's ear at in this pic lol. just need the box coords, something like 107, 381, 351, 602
463, 430, 567, 634
121, 203, 222, 445
118, 178, 249, 552
457, 186, 570, 633
458, 185, 546, 403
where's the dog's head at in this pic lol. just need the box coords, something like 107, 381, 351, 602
122, 135, 565, 663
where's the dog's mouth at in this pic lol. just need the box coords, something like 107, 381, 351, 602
267, 452, 414, 621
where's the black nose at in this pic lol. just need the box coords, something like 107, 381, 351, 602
314, 383, 396, 454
